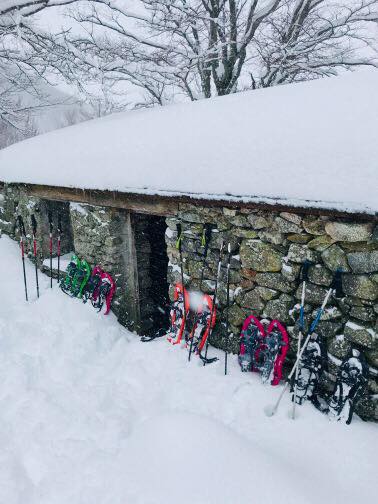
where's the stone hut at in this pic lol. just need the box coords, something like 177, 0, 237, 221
0, 71, 377, 420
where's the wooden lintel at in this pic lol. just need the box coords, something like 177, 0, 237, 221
22, 184, 178, 217
3, 182, 377, 222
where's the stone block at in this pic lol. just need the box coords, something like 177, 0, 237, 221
342, 275, 378, 301
240, 240, 282, 272
325, 221, 373, 242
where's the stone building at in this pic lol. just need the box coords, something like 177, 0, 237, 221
0, 71, 377, 420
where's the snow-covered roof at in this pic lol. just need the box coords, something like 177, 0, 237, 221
1, 70, 377, 215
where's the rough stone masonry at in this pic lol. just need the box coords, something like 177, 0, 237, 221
165, 204, 378, 421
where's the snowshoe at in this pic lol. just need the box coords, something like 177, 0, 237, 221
187, 293, 216, 356
70, 259, 91, 298
259, 320, 289, 385
238, 315, 265, 372
327, 348, 368, 424
83, 265, 103, 304
167, 283, 190, 345
60, 255, 80, 295
92, 271, 116, 315
291, 333, 327, 405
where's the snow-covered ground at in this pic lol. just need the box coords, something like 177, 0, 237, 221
0, 234, 377, 504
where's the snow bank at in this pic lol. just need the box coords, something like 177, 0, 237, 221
0, 235, 377, 504
1, 70, 377, 215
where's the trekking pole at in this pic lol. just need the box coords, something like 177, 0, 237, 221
31, 214, 40, 298
290, 260, 311, 419
17, 215, 28, 301
265, 269, 343, 417
176, 222, 188, 318
188, 223, 214, 361
224, 243, 232, 375
201, 240, 224, 366
57, 212, 62, 284
48, 211, 53, 288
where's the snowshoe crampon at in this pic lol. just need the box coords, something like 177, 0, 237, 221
327, 348, 368, 424
167, 283, 189, 345
60, 255, 80, 295
291, 333, 327, 406
259, 320, 289, 385
238, 315, 265, 372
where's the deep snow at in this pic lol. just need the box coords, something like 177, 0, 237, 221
0, 234, 377, 504
1, 70, 377, 215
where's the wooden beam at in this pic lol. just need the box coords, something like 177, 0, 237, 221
23, 184, 178, 217
5, 182, 377, 221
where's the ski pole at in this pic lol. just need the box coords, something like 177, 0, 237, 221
57, 212, 62, 284
188, 223, 214, 361
290, 260, 311, 419
224, 243, 232, 375
265, 269, 343, 417
176, 222, 188, 320
201, 240, 224, 366
48, 211, 53, 288
31, 214, 40, 298
17, 215, 28, 302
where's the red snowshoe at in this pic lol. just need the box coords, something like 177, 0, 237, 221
187, 292, 216, 355
167, 283, 190, 345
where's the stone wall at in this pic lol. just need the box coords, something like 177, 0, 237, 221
165, 204, 378, 421
1, 183, 377, 420
69, 203, 139, 330
0, 184, 73, 264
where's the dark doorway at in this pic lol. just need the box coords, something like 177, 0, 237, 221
133, 214, 169, 335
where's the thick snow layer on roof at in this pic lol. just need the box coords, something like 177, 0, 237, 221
1, 70, 377, 215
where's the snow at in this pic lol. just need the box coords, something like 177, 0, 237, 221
1, 70, 378, 215
0, 234, 377, 504
42, 252, 72, 270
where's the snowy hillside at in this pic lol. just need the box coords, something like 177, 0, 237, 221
0, 234, 377, 504
1, 70, 377, 215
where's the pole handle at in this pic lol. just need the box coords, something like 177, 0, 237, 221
17, 215, 26, 237
57, 213, 62, 234
48, 211, 53, 233
31, 214, 37, 235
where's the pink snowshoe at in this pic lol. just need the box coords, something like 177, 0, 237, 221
239, 315, 289, 385
92, 271, 116, 315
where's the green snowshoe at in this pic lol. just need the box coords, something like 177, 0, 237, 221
70, 259, 91, 298
60, 255, 81, 294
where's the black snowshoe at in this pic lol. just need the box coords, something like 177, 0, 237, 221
291, 333, 327, 406
327, 348, 369, 424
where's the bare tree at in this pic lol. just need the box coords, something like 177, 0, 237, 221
0, 1, 85, 132
66, 0, 378, 103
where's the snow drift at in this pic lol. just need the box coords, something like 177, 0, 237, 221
0, 235, 377, 504
0, 70, 377, 215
